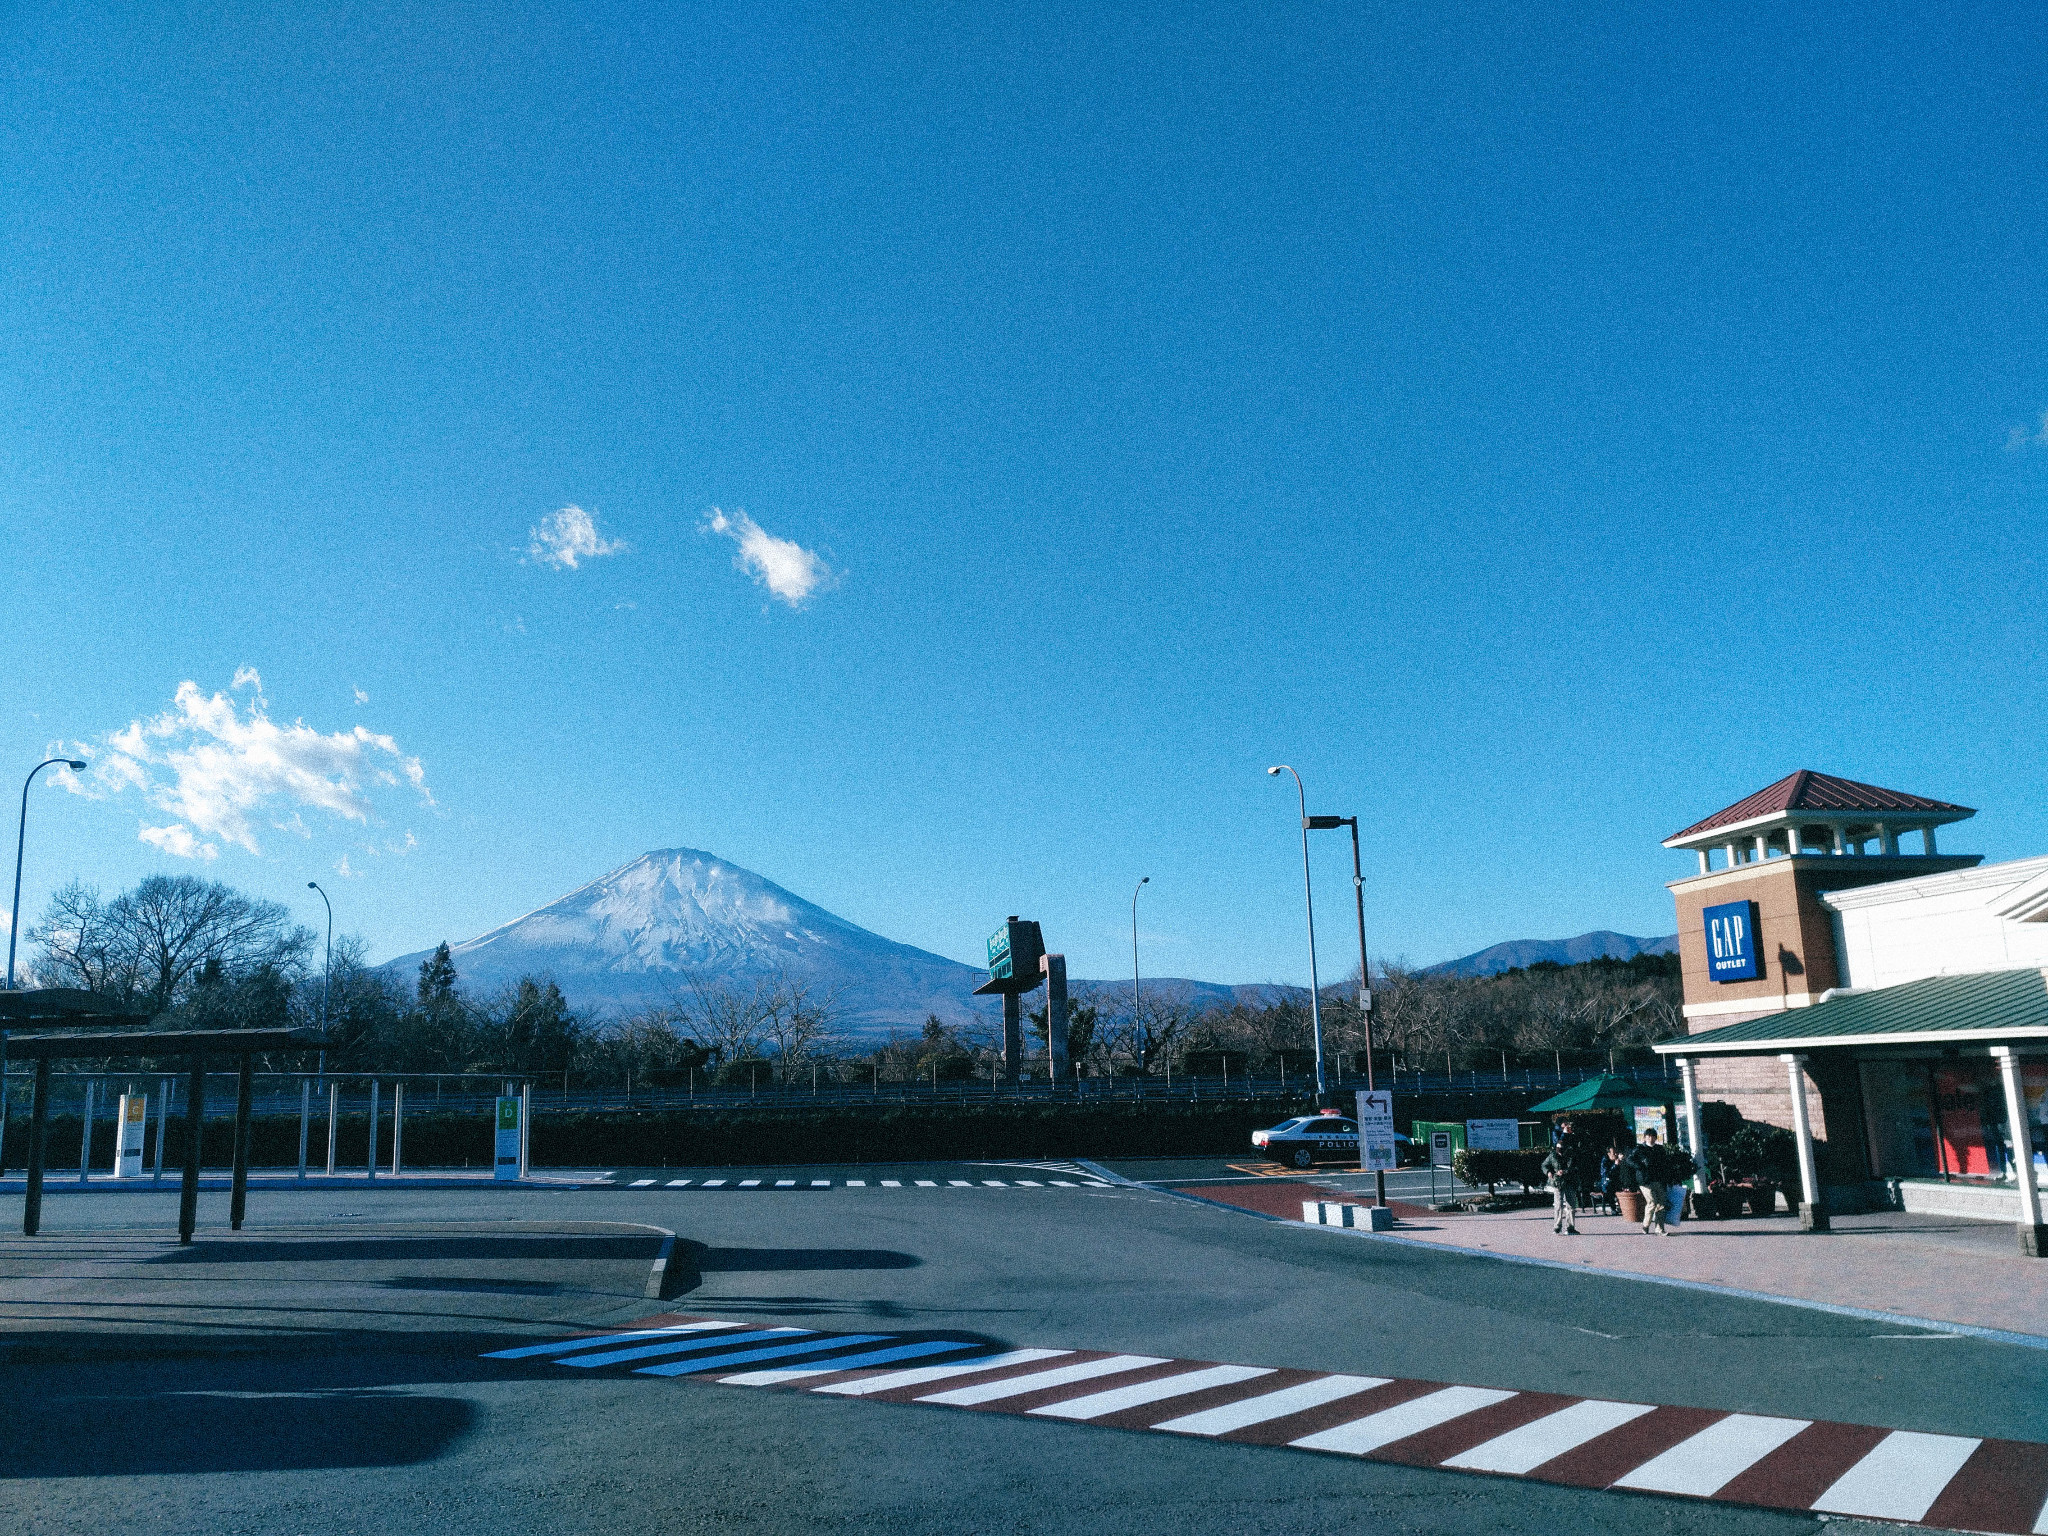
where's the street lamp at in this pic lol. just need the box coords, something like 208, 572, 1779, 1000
9, 758, 88, 990
307, 882, 332, 1085
1302, 811, 1385, 1208
1131, 876, 1149, 1038
1267, 766, 1327, 1100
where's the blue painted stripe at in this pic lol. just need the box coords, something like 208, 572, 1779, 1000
564, 1328, 805, 1368
483, 1323, 737, 1360
636, 1332, 894, 1376
732, 1339, 989, 1379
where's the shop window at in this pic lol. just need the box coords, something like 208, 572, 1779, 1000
1858, 1060, 1940, 1178
1933, 1066, 2004, 1179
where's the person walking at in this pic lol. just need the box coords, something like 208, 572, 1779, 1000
1627, 1130, 1672, 1235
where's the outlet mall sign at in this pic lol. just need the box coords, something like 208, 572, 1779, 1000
1703, 899, 1761, 982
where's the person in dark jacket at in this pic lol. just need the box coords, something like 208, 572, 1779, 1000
1627, 1131, 1672, 1235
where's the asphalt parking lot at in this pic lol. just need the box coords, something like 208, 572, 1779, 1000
4, 1164, 2042, 1535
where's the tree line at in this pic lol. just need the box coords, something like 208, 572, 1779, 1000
25, 874, 1682, 1084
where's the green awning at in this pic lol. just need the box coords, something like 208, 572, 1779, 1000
1654, 966, 2048, 1057
1526, 1074, 1673, 1114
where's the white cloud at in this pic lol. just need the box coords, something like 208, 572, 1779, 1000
352, 686, 369, 704
140, 823, 219, 861
63, 676, 434, 860
231, 665, 264, 695
335, 854, 359, 878
2006, 411, 2048, 450
702, 508, 835, 606
526, 505, 626, 569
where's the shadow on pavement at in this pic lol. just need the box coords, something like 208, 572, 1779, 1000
146, 1234, 657, 1264
670, 1242, 920, 1294
0, 1386, 474, 1477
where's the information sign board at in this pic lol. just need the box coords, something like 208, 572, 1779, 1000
494, 1096, 522, 1181
1465, 1118, 1520, 1152
1429, 1130, 1454, 1167
114, 1093, 146, 1178
987, 924, 1013, 981
1703, 899, 1762, 982
1354, 1089, 1397, 1172
1633, 1105, 1670, 1145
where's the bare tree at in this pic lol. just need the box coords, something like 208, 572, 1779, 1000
32, 874, 311, 1011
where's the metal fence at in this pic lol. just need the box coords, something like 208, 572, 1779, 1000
0, 1060, 1673, 1121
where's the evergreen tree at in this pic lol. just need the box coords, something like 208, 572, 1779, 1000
418, 941, 457, 1006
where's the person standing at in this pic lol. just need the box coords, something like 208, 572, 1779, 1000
1627, 1131, 1671, 1236
1543, 1140, 1581, 1235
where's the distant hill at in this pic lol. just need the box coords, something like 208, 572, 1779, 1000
1422, 930, 1678, 978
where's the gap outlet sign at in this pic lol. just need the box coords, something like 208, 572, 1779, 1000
1703, 899, 1762, 982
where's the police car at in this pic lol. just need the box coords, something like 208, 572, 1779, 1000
1251, 1113, 1361, 1168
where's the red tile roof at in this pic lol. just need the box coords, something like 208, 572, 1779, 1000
1665, 770, 1974, 842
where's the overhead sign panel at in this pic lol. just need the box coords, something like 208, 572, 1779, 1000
974, 918, 1046, 995
1703, 899, 1761, 982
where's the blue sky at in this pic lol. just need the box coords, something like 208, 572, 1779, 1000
4, 5, 2045, 989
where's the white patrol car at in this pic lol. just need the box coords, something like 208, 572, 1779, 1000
1251, 1113, 1359, 1168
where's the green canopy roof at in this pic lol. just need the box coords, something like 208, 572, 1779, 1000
1526, 1074, 1672, 1114
1653, 966, 2048, 1056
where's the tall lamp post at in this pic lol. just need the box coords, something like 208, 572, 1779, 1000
307, 882, 332, 1085
1302, 813, 1384, 1208
9, 758, 88, 990
1267, 766, 1327, 1100
1131, 876, 1149, 1036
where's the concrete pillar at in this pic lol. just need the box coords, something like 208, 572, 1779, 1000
1991, 1047, 2045, 1257
1042, 954, 1071, 1087
1754, 834, 1770, 862
1780, 1053, 1827, 1231
1879, 823, 1898, 856
1924, 825, 1939, 855
1723, 841, 1739, 868
1001, 992, 1021, 1084
1678, 1058, 1708, 1193
1696, 849, 1710, 876
1831, 824, 1846, 855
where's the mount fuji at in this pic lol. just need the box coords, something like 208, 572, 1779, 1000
383, 849, 995, 1035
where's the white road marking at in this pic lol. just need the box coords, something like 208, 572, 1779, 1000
774, 1180, 796, 1187
810, 1180, 831, 1187
1447, 1400, 1658, 1475
1030, 1365, 1273, 1421
1811, 1430, 1981, 1522
1016, 1180, 1043, 1187
1291, 1386, 1519, 1455
917, 1356, 1171, 1406
1612, 1414, 1811, 1495
980, 1180, 1007, 1187
812, 1349, 1071, 1396
628, 1178, 656, 1187
948, 1180, 973, 1187
1154, 1375, 1391, 1436
665, 1179, 693, 1187
482, 1321, 739, 1360
738, 1179, 760, 1187
1050, 1181, 1077, 1187
913, 1180, 935, 1187
701, 1179, 726, 1187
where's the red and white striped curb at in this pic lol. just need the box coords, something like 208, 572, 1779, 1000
485, 1314, 2048, 1532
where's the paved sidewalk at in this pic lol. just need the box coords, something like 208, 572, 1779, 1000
1340, 1199, 2048, 1342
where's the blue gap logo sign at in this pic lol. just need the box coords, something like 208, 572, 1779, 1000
1703, 899, 1761, 982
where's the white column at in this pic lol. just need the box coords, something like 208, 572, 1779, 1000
1697, 849, 1710, 876
1831, 824, 1846, 855
1724, 841, 1739, 868
1678, 1058, 1707, 1192
1924, 825, 1939, 855
1755, 833, 1770, 862
1780, 1053, 1826, 1229
1879, 823, 1897, 856
1991, 1047, 2044, 1256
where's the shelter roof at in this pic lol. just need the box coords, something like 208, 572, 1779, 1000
1654, 968, 2048, 1056
1527, 1074, 1672, 1113
1664, 771, 1973, 845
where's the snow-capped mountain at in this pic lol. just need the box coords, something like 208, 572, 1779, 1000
383, 849, 990, 1034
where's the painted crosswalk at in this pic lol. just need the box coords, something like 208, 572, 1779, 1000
596, 1175, 1110, 1190
482, 1314, 2048, 1532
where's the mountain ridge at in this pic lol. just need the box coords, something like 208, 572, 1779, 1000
1421, 930, 1678, 978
